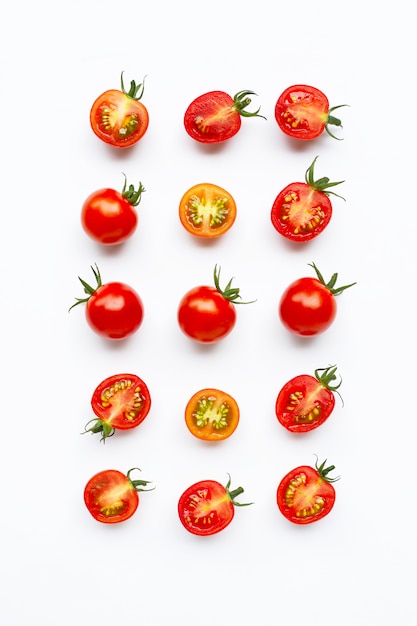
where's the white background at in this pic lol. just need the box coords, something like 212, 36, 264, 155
1, 2, 416, 625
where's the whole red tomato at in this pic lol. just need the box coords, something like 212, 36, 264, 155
69, 265, 144, 340
81, 175, 145, 245
177, 265, 255, 343
279, 263, 356, 336
90, 73, 149, 148
184, 90, 265, 144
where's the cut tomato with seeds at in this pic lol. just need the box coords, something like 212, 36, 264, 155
83, 373, 151, 442
277, 458, 339, 524
179, 183, 237, 238
185, 388, 239, 441
275, 365, 342, 433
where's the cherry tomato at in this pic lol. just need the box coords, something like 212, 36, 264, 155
184, 90, 265, 144
271, 157, 344, 242
277, 458, 339, 524
69, 264, 144, 340
83, 373, 151, 442
275, 365, 342, 433
81, 175, 145, 245
90, 73, 149, 148
275, 85, 347, 141
84, 467, 153, 524
279, 263, 356, 336
178, 475, 252, 536
177, 265, 255, 343
185, 388, 239, 441
179, 183, 237, 238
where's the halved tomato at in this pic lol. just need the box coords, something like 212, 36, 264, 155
179, 183, 237, 238
185, 388, 239, 441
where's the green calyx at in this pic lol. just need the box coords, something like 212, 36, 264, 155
121, 173, 146, 207
315, 365, 344, 406
126, 468, 154, 492
213, 264, 256, 305
82, 418, 115, 443
326, 104, 349, 140
68, 264, 102, 312
305, 156, 345, 200
120, 72, 146, 100
225, 474, 253, 507
314, 456, 340, 483
232, 90, 266, 119
309, 262, 356, 296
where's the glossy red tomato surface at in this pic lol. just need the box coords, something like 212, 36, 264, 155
274, 84, 346, 140
90, 74, 149, 148
277, 459, 339, 524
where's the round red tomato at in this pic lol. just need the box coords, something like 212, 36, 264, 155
185, 388, 239, 441
277, 458, 339, 524
279, 263, 356, 336
184, 90, 264, 144
83, 373, 152, 442
81, 176, 145, 245
275, 85, 347, 140
84, 467, 153, 524
177, 265, 255, 343
271, 157, 344, 242
275, 365, 342, 433
178, 475, 251, 536
90, 73, 149, 148
69, 264, 144, 340
179, 183, 237, 238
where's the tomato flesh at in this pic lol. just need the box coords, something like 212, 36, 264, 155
184, 91, 241, 143
177, 285, 236, 343
185, 388, 239, 441
81, 188, 138, 245
275, 85, 329, 140
277, 465, 336, 524
86, 282, 144, 340
179, 183, 237, 238
178, 480, 234, 535
84, 469, 139, 524
90, 89, 149, 148
275, 375, 335, 432
91, 373, 151, 431
279, 277, 336, 336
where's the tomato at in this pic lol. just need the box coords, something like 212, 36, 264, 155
179, 183, 237, 238
277, 458, 339, 524
69, 264, 144, 340
81, 175, 145, 245
279, 263, 356, 336
270, 156, 344, 242
184, 90, 265, 144
90, 73, 149, 148
178, 475, 252, 536
275, 85, 347, 141
177, 265, 255, 343
275, 365, 342, 433
83, 373, 151, 442
185, 388, 239, 441
84, 467, 153, 524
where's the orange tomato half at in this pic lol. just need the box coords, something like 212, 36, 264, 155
185, 388, 239, 441
179, 183, 237, 238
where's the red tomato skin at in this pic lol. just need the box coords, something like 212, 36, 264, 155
84, 469, 139, 524
90, 89, 149, 148
178, 480, 234, 536
184, 91, 241, 144
81, 188, 138, 245
177, 286, 236, 343
275, 85, 329, 140
271, 182, 332, 242
91, 373, 151, 431
277, 465, 336, 524
86, 282, 144, 340
279, 277, 336, 336
275, 374, 335, 433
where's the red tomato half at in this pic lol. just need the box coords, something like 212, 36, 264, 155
184, 90, 264, 144
275, 365, 342, 433
275, 85, 346, 140
69, 265, 144, 340
84, 373, 151, 442
185, 388, 239, 441
90, 73, 149, 148
178, 475, 251, 536
271, 157, 344, 242
81, 176, 145, 245
84, 468, 153, 524
277, 458, 339, 524
177, 265, 255, 343
279, 263, 356, 336
179, 183, 237, 238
